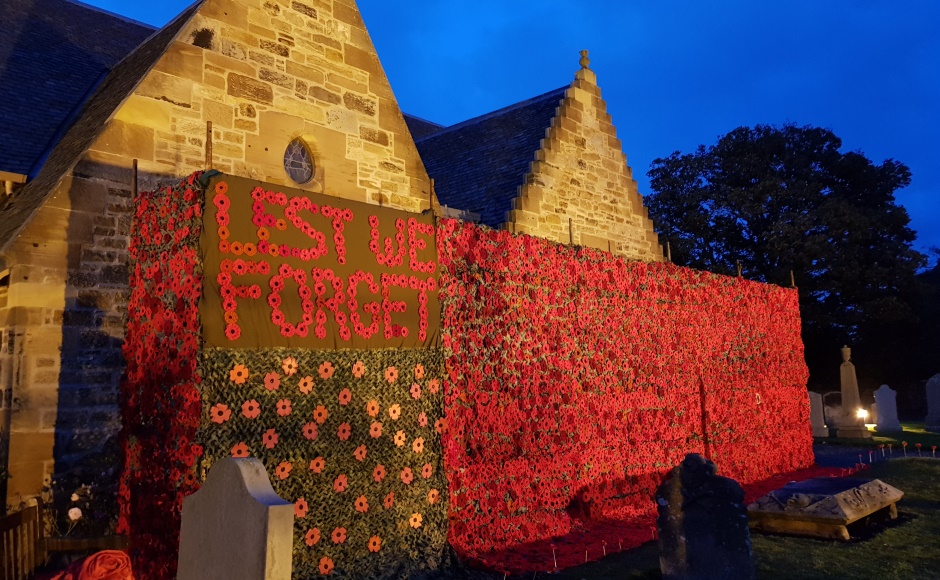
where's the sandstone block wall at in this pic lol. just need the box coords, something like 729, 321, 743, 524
507, 68, 663, 261
93, 0, 431, 212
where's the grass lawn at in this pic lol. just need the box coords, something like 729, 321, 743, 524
507, 458, 940, 579
816, 422, 940, 454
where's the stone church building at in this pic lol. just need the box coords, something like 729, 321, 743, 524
0, 0, 662, 506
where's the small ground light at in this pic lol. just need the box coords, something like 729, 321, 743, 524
856, 408, 869, 420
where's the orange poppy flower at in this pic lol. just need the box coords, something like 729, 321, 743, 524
223, 311, 238, 324
263, 429, 278, 449
337, 422, 351, 441
389, 404, 401, 420
368, 535, 381, 553
372, 464, 386, 482
243, 243, 256, 256
302, 422, 318, 441
297, 375, 314, 394
352, 360, 366, 378
366, 400, 380, 417
421, 463, 433, 479
218, 226, 230, 240
309, 457, 325, 473
428, 379, 440, 394
242, 400, 261, 419
230, 241, 243, 255
318, 361, 335, 379
333, 474, 348, 493
412, 437, 425, 454
268, 244, 279, 257
414, 364, 425, 380
383, 492, 394, 509
210, 403, 231, 424
305, 528, 321, 546
434, 418, 447, 434
275, 461, 291, 480
281, 357, 298, 376
275, 218, 288, 231
337, 388, 352, 406
276, 398, 292, 416
409, 383, 421, 399
219, 239, 230, 253
400, 467, 413, 485
231, 442, 249, 458
354, 495, 369, 513
257, 227, 270, 241
384, 366, 398, 383
318, 556, 333, 574
229, 364, 249, 384
409, 513, 423, 529
369, 421, 383, 438
353, 444, 367, 461
313, 405, 329, 424
294, 497, 308, 518
263, 372, 280, 391
427, 489, 439, 504
394, 430, 406, 447
331, 527, 346, 544
214, 181, 229, 195
418, 412, 428, 427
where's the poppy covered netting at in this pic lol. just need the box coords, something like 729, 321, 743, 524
437, 219, 813, 572
120, 173, 205, 579
198, 348, 449, 578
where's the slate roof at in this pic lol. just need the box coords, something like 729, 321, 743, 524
412, 87, 567, 229
0, 0, 156, 178
0, 1, 204, 254
403, 114, 444, 141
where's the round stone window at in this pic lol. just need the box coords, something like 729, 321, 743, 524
283, 138, 314, 184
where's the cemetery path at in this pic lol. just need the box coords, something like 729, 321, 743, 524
814, 443, 879, 467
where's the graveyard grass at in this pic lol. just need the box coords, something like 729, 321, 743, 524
816, 422, 940, 451
499, 458, 940, 579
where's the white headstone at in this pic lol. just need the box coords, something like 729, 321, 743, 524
926, 374, 940, 432
808, 392, 829, 437
873, 385, 902, 432
178, 458, 293, 580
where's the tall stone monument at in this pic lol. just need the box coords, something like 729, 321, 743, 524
873, 385, 902, 432
808, 392, 829, 437
926, 374, 940, 432
836, 346, 871, 439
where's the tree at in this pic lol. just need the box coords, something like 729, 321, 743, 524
646, 124, 926, 393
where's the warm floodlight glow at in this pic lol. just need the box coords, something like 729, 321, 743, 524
856, 408, 869, 420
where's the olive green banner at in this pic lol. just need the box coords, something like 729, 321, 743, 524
201, 173, 440, 349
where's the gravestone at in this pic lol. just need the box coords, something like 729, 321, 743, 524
926, 374, 940, 432
749, 478, 903, 541
656, 454, 754, 580
808, 392, 828, 437
873, 385, 902, 432
837, 346, 871, 439
178, 458, 294, 580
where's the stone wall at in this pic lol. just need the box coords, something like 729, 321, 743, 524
91, 0, 431, 212
507, 66, 663, 261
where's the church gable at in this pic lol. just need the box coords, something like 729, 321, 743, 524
94, 0, 430, 212
508, 53, 663, 261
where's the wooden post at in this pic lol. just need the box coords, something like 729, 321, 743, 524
607, 240, 612, 254
736, 260, 742, 277
666, 241, 672, 262
205, 121, 213, 169
790, 270, 796, 288
568, 218, 573, 245
132, 159, 138, 199
429, 178, 435, 217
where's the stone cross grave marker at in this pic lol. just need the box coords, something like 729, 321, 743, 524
926, 374, 940, 432
178, 458, 294, 580
808, 392, 829, 437
873, 385, 902, 432
656, 453, 754, 580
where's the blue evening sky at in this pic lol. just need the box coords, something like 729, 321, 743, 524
83, 0, 940, 257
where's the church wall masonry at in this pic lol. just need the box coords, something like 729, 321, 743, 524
507, 61, 663, 261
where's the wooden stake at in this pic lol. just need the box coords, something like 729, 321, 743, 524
429, 178, 436, 216
736, 260, 742, 277
131, 159, 138, 199
790, 270, 796, 288
666, 241, 672, 262
608, 240, 612, 254
568, 218, 573, 245
205, 121, 213, 169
